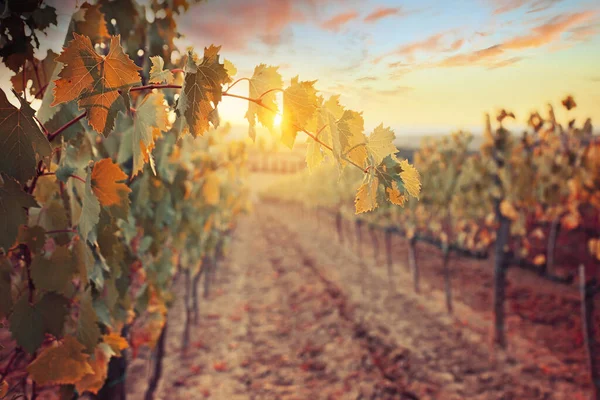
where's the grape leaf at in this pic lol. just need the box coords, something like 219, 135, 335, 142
73, 238, 93, 285
282, 76, 318, 148
355, 177, 379, 214
131, 93, 169, 176
11, 50, 58, 99
78, 169, 101, 242
338, 110, 368, 168
27, 335, 94, 386
0, 256, 13, 319
367, 124, 397, 165
77, 290, 101, 353
103, 332, 128, 356
31, 246, 77, 295
16, 226, 47, 253
176, 47, 230, 137
0, 89, 52, 183
149, 56, 174, 84
75, 343, 112, 394
245, 64, 282, 141
399, 159, 421, 198
91, 159, 131, 214
203, 172, 220, 206
224, 59, 237, 77
9, 292, 69, 354
73, 3, 110, 44
52, 34, 141, 136
0, 175, 39, 251
386, 181, 406, 206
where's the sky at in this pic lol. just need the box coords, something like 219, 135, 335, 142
2, 0, 599, 139
175, 0, 600, 136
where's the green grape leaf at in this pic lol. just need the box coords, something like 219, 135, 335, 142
11, 50, 58, 99
78, 169, 101, 242
31, 246, 77, 296
131, 92, 169, 176
0, 89, 52, 183
0, 175, 39, 251
76, 290, 101, 353
9, 292, 69, 354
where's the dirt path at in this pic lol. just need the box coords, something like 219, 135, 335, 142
127, 203, 590, 399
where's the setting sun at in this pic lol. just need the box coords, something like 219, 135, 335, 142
273, 113, 282, 127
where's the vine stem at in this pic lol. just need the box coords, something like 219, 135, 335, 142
40, 172, 85, 184
224, 77, 250, 94
47, 112, 86, 142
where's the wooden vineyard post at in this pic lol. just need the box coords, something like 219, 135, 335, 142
144, 323, 168, 400
182, 269, 192, 351
409, 236, 419, 293
580, 265, 600, 400
546, 216, 560, 275
385, 227, 394, 292
493, 206, 511, 348
442, 242, 453, 314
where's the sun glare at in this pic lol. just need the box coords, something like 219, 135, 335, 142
274, 113, 282, 127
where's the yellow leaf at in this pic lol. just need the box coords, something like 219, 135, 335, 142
224, 59, 237, 77
27, 336, 94, 386
386, 181, 406, 206
203, 172, 220, 206
367, 124, 397, 165
75, 344, 112, 395
399, 159, 421, 198
103, 333, 128, 357
91, 159, 132, 207
355, 177, 378, 214
149, 56, 174, 84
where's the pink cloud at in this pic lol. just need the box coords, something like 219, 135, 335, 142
364, 7, 402, 23
320, 11, 359, 31
177, 0, 341, 51
435, 10, 598, 68
491, 0, 565, 15
447, 39, 464, 51
503, 11, 596, 49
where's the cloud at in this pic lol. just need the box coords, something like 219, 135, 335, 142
487, 56, 524, 69
435, 11, 598, 68
177, 0, 340, 51
503, 11, 596, 50
491, 0, 563, 15
437, 45, 505, 67
446, 39, 464, 51
492, 0, 528, 15
364, 7, 403, 23
356, 76, 377, 82
321, 11, 359, 31
374, 32, 446, 63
